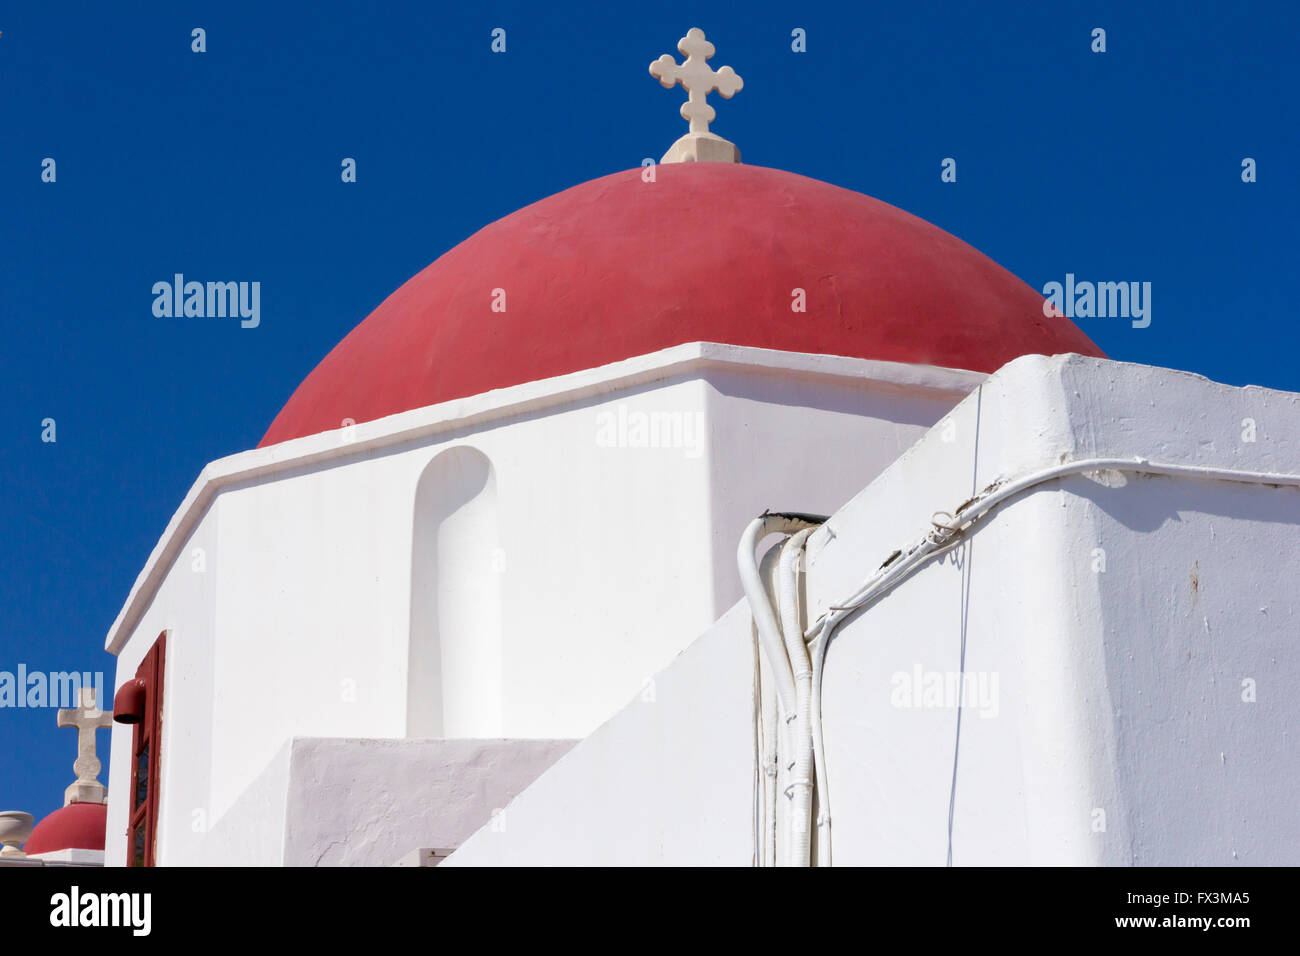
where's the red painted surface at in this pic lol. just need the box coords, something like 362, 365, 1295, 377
261, 164, 1104, 446
24, 801, 107, 854
113, 677, 146, 724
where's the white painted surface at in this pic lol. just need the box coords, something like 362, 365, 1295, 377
105, 343, 971, 866
810, 355, 1300, 865
444, 355, 1300, 865
105, 505, 219, 868
186, 739, 293, 867
409, 446, 504, 737
134, 737, 571, 867
444, 605, 758, 866
282, 738, 574, 867
104, 343, 981, 656
11, 849, 104, 866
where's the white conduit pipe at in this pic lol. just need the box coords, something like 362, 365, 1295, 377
802, 455, 1300, 865
779, 528, 816, 867
815, 456, 1300, 627
738, 514, 821, 718
738, 512, 824, 867
760, 545, 783, 867
808, 629, 833, 867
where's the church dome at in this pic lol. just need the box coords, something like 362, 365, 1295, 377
260, 163, 1103, 446
24, 802, 106, 855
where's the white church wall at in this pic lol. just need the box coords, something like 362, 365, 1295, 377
813, 487, 1110, 865
148, 736, 575, 866
207, 455, 415, 827
105, 505, 221, 868
1069, 475, 1298, 864
486, 376, 715, 736
102, 344, 982, 865
280, 737, 576, 866
807, 354, 1300, 865
703, 363, 966, 611
443, 604, 759, 866
441, 354, 1300, 866
186, 739, 294, 867
813, 478, 1300, 866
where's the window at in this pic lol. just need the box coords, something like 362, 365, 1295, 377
126, 633, 166, 866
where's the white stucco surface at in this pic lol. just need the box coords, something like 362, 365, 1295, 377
16, 849, 105, 866
104, 343, 977, 866
102, 342, 1299, 867
444, 604, 759, 866
121, 737, 572, 866
806, 354, 1300, 865
281, 737, 575, 867
445, 354, 1300, 865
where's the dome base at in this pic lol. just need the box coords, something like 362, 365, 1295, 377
662, 131, 740, 163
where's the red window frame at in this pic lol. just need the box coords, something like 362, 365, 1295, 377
126, 632, 166, 866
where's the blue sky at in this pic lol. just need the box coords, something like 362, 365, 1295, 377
1, 1, 1296, 822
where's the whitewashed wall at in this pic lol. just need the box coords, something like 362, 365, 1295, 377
104, 345, 974, 866
150, 737, 575, 866
443, 606, 759, 866
809, 355, 1300, 864
105, 507, 220, 868
445, 355, 1300, 866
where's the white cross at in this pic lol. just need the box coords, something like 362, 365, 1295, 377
650, 28, 743, 135
57, 687, 114, 805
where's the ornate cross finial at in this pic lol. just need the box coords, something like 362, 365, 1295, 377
650, 28, 744, 164
56, 687, 114, 806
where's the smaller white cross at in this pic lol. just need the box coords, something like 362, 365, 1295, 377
650, 28, 744, 135
57, 687, 114, 805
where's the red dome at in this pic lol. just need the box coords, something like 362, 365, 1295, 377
261, 164, 1103, 446
24, 801, 106, 855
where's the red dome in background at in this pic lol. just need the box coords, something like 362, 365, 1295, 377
260, 163, 1104, 447
24, 801, 106, 855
